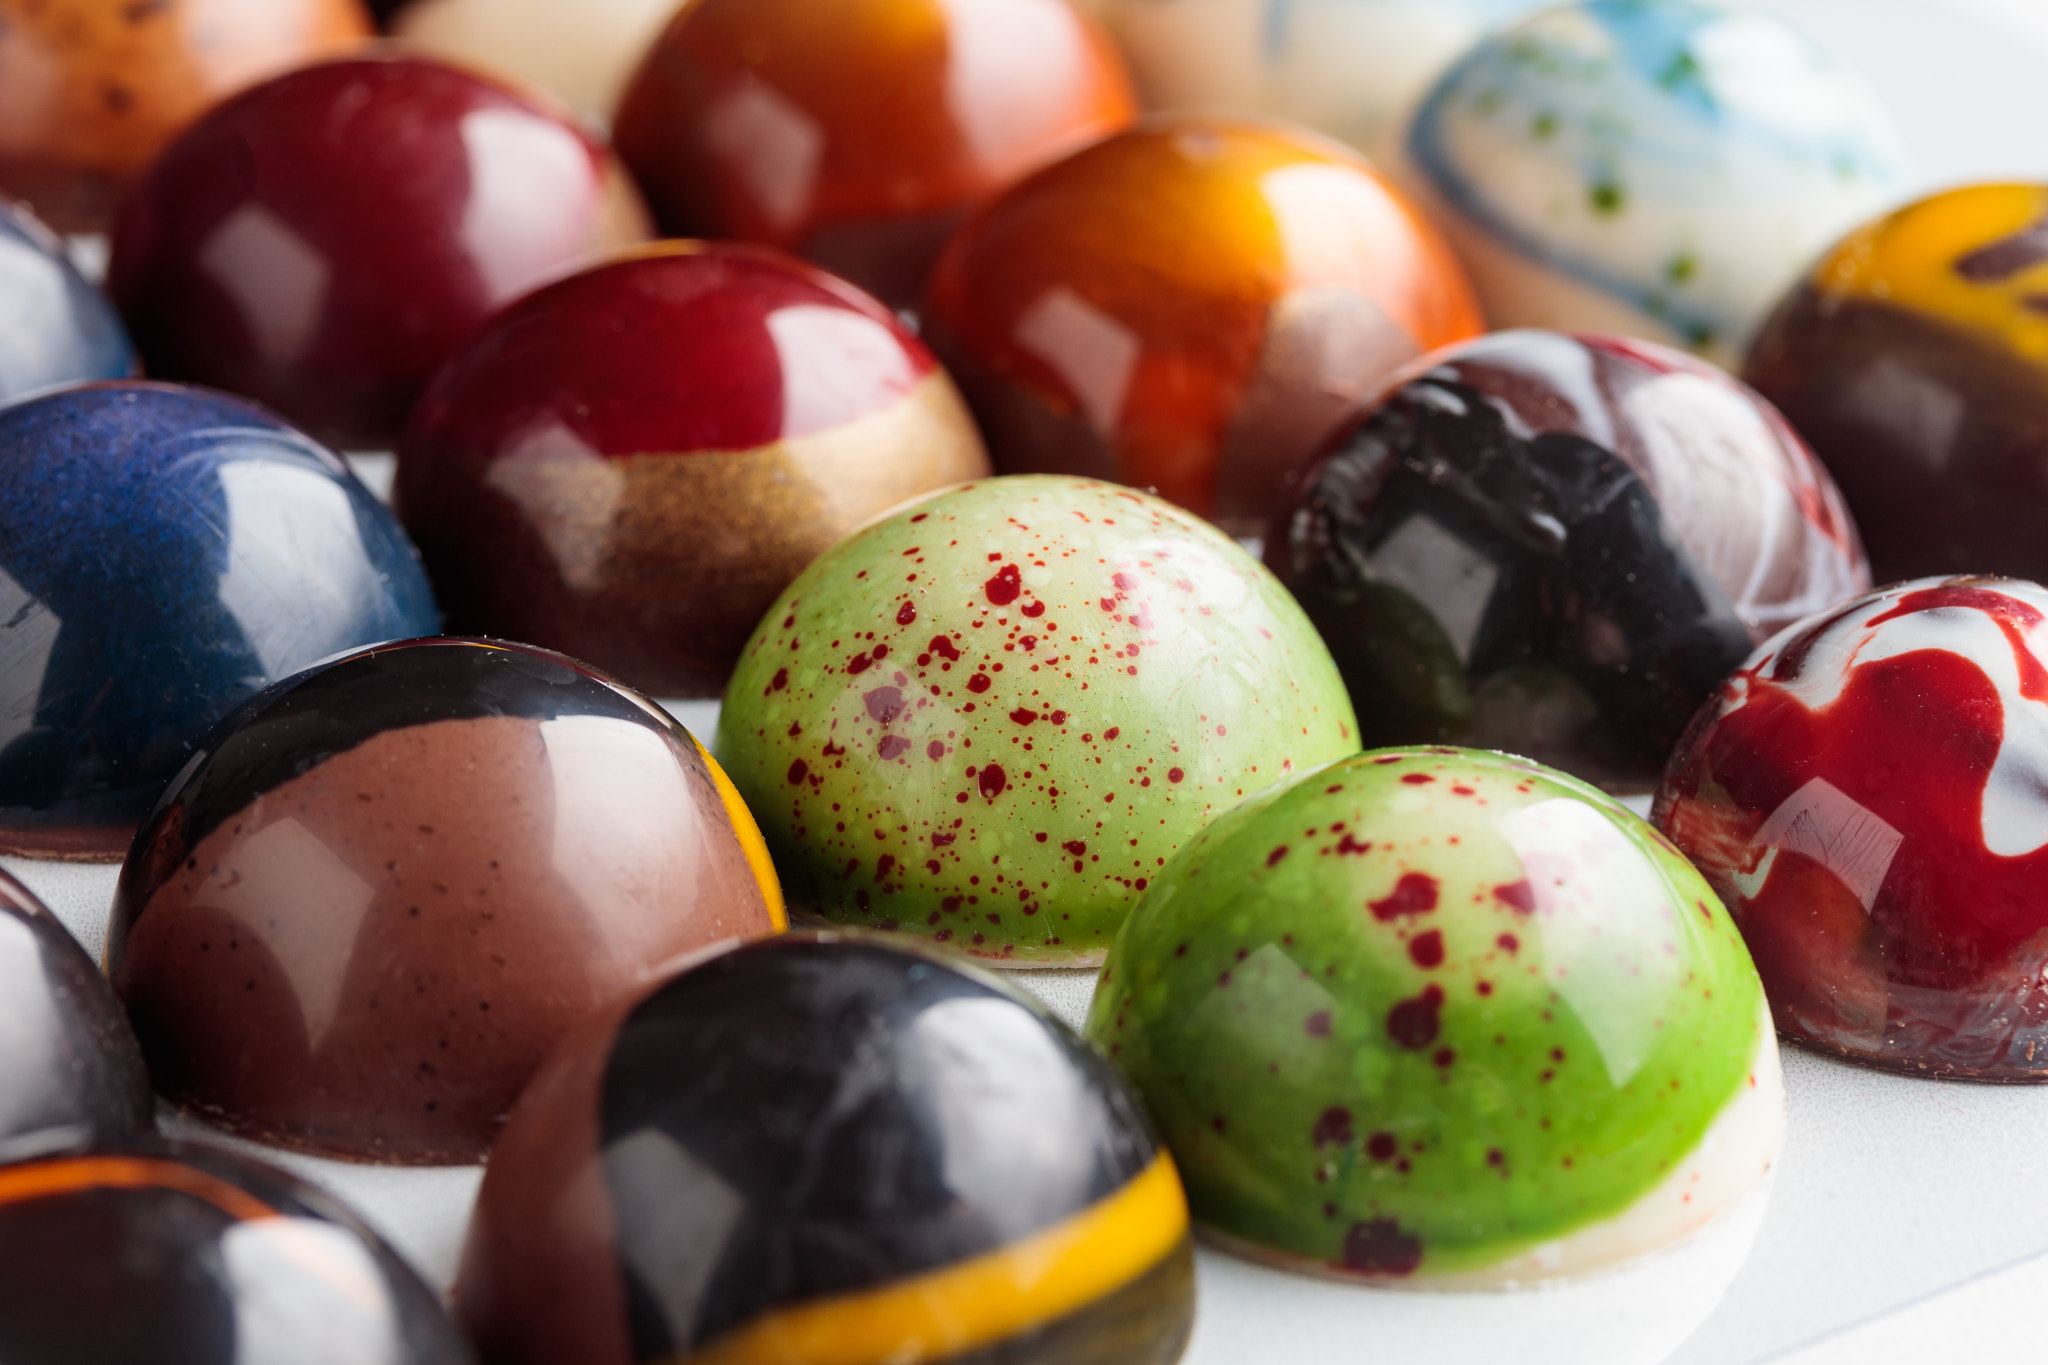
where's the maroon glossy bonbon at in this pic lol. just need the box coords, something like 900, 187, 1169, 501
107, 53, 652, 448
1655, 576, 2048, 1079
396, 242, 989, 698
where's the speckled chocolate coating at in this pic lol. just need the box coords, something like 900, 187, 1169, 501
1269, 330, 1870, 790
717, 475, 1359, 966
0, 870, 153, 1160
0, 0, 372, 231
397, 242, 990, 698
457, 934, 1192, 1365
1091, 748, 1780, 1283
111, 638, 783, 1164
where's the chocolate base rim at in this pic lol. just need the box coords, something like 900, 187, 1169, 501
1776, 1027, 2048, 1084
0, 825, 136, 863
965, 947, 1109, 972
784, 904, 1110, 971
160, 1092, 493, 1169
1188, 1177, 1773, 1294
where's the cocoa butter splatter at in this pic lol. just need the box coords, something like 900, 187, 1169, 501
1386, 984, 1445, 1049
1342, 1219, 1423, 1276
1370, 873, 1439, 922
1311, 1106, 1353, 1148
985, 563, 1022, 605
864, 686, 905, 724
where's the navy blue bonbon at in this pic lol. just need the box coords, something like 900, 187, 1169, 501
0, 382, 439, 858
0, 199, 135, 404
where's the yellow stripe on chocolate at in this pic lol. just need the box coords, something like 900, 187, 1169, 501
683, 1153, 1188, 1365
1813, 183, 2048, 363
0, 1156, 279, 1222
693, 736, 788, 931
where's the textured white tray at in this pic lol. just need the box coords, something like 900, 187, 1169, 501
20, 2, 2048, 1358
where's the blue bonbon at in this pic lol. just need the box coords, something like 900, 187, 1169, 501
0, 382, 438, 857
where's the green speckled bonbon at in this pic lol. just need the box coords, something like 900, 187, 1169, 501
1087, 747, 1771, 1280
717, 476, 1359, 966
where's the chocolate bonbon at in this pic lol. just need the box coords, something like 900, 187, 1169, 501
1404, 0, 1911, 367
108, 53, 651, 447
458, 933, 1193, 1365
925, 117, 1482, 535
1269, 329, 1869, 790
0, 198, 136, 403
397, 241, 989, 698
1657, 576, 2048, 1079
0, 382, 438, 859
391, 0, 676, 124
717, 475, 1359, 966
1093, 747, 1783, 1284
1092, 0, 1544, 159
0, 0, 371, 231
0, 869, 152, 1159
614, 0, 1136, 307
1745, 183, 2048, 584
111, 637, 783, 1163
0, 1141, 474, 1363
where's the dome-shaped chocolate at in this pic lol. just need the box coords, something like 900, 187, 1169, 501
111, 637, 784, 1164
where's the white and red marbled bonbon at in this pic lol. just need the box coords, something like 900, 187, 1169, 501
1654, 576, 2048, 1078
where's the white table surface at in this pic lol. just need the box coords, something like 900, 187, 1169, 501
24, 3, 2048, 1359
